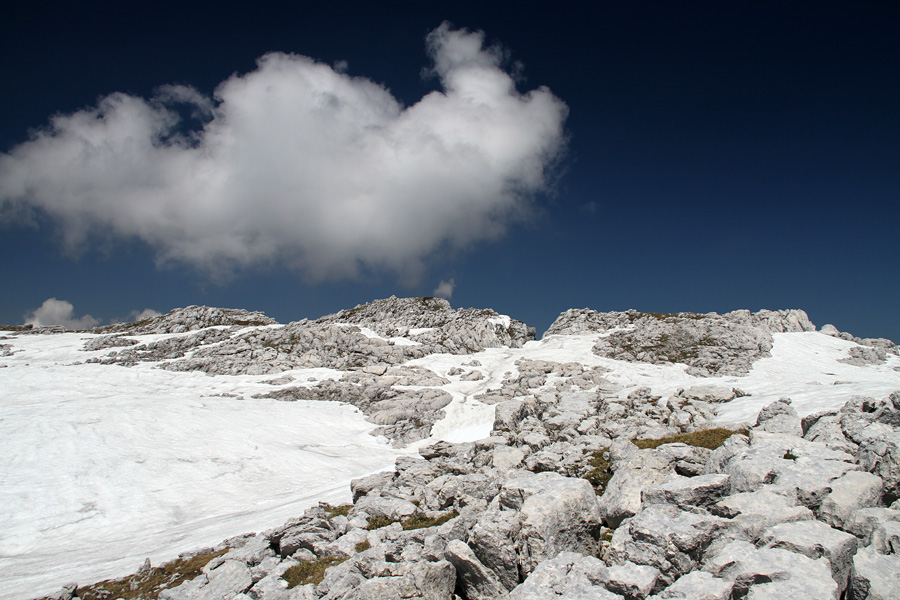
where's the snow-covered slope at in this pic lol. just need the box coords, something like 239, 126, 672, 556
1, 301, 898, 599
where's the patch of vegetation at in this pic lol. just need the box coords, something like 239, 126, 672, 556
365, 516, 397, 530
583, 447, 613, 496
401, 511, 458, 530
783, 451, 798, 461
0, 324, 33, 332
365, 510, 459, 532
632, 428, 748, 451
282, 556, 348, 588
76, 548, 228, 600
600, 527, 615, 544
323, 503, 352, 519
355, 540, 371, 553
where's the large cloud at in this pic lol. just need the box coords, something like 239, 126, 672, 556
24, 298, 99, 329
0, 23, 567, 280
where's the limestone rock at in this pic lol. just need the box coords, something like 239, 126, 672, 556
818, 470, 883, 529
849, 546, 900, 600
508, 551, 619, 600
641, 474, 731, 510
608, 504, 725, 587
646, 571, 732, 600
468, 510, 522, 591
499, 472, 603, 575
444, 539, 508, 600
710, 487, 814, 541
856, 430, 900, 503
869, 520, 900, 555
597, 440, 678, 528
159, 559, 253, 600
606, 561, 661, 599
843, 507, 900, 545
702, 540, 838, 599
759, 520, 858, 591
755, 398, 801, 435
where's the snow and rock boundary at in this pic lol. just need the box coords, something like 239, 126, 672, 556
3, 298, 899, 599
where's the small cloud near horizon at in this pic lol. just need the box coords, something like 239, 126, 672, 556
433, 278, 456, 300
24, 298, 99, 329
0, 23, 567, 284
131, 308, 162, 321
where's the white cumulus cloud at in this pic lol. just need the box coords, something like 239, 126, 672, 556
433, 278, 456, 300
0, 23, 567, 281
131, 308, 162, 321
24, 298, 99, 329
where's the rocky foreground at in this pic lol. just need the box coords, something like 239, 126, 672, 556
25, 299, 900, 600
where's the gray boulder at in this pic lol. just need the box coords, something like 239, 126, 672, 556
759, 519, 858, 591
337, 560, 456, 600
849, 546, 900, 600
499, 472, 603, 575
702, 540, 838, 599
159, 560, 253, 600
468, 510, 522, 590
646, 571, 732, 600
710, 486, 814, 541
818, 470, 883, 529
843, 507, 900, 545
870, 520, 900, 555
597, 440, 677, 528
608, 504, 725, 587
605, 561, 660, 599
755, 398, 801, 435
508, 551, 620, 600
444, 539, 508, 600
641, 474, 731, 510
856, 431, 900, 503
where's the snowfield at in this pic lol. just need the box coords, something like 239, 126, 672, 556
1, 325, 898, 599
0, 333, 406, 600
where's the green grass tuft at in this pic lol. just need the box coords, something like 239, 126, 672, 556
365, 516, 396, 530
365, 510, 458, 531
355, 540, 371, 553
76, 549, 228, 600
583, 447, 613, 495
322, 503, 352, 519
400, 511, 458, 530
632, 427, 748, 451
282, 556, 348, 588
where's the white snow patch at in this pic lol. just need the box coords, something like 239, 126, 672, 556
488, 315, 511, 328
0, 333, 402, 600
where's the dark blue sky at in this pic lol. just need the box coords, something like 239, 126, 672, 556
1, 1, 898, 341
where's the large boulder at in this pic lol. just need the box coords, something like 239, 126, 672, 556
507, 552, 620, 600
597, 440, 677, 528
818, 470, 883, 529
444, 540, 508, 600
759, 520, 858, 592
702, 540, 838, 599
856, 431, 900, 504
607, 504, 725, 587
849, 546, 900, 600
499, 472, 603, 576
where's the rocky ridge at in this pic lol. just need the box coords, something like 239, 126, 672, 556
546, 308, 898, 376
24, 299, 900, 600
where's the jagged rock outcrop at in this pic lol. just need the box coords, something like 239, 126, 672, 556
96, 305, 277, 335
545, 308, 815, 376
85, 297, 535, 378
